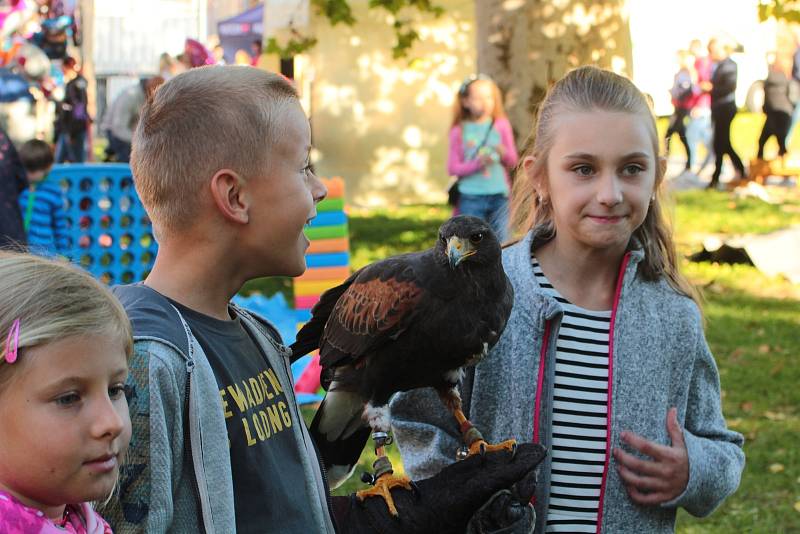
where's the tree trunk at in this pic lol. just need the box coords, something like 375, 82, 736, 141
475, 0, 634, 145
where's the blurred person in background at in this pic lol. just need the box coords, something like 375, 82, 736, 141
102, 79, 145, 163
17, 139, 69, 256
665, 50, 696, 172
785, 36, 800, 147
158, 52, 178, 80
756, 52, 798, 163
0, 127, 28, 249
687, 39, 714, 174
213, 44, 226, 65
250, 39, 262, 66
54, 55, 90, 163
702, 37, 745, 189
234, 49, 252, 65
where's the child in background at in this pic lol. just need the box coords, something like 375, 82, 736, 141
687, 39, 714, 174
448, 74, 518, 241
392, 66, 744, 533
665, 50, 696, 171
756, 52, 797, 162
17, 139, 69, 255
0, 251, 132, 533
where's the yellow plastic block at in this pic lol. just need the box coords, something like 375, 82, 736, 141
294, 279, 347, 297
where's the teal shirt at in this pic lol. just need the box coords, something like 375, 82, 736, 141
458, 120, 509, 196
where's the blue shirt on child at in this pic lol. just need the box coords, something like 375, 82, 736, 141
457, 120, 509, 196
18, 180, 70, 254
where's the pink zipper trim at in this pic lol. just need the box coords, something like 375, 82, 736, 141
595, 252, 630, 533
532, 320, 551, 444
531, 319, 552, 505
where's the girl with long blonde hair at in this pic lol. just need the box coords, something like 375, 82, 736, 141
392, 66, 744, 533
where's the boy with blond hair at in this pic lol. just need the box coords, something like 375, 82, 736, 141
107, 65, 541, 534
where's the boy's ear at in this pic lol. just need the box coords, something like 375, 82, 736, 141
209, 169, 249, 225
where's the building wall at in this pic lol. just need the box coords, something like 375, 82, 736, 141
307, 0, 476, 206
305, 0, 781, 205
94, 0, 206, 76
207, 0, 250, 37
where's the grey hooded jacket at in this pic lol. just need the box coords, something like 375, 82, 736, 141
107, 285, 335, 534
390, 230, 744, 533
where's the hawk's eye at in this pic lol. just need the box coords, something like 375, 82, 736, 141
439, 234, 447, 245
469, 232, 483, 244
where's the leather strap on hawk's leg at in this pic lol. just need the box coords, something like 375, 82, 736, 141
454, 408, 484, 446
439, 387, 485, 447
371, 431, 394, 479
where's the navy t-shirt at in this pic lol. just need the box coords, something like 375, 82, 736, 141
170, 300, 315, 533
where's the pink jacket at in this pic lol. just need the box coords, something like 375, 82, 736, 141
691, 56, 713, 110
447, 117, 519, 181
0, 491, 112, 534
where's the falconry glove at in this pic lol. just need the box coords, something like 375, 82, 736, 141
332, 443, 546, 534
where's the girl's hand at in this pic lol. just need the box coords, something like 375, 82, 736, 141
478, 152, 495, 167
699, 80, 713, 92
612, 407, 689, 506
495, 144, 506, 158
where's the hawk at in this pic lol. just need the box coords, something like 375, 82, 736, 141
291, 215, 515, 515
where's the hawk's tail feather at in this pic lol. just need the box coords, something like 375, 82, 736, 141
310, 385, 371, 489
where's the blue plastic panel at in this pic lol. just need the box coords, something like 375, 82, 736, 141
49, 163, 157, 285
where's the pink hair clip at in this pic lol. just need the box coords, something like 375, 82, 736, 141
4, 318, 20, 364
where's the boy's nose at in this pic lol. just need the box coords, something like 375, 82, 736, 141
311, 172, 327, 204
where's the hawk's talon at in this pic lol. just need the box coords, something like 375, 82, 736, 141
361, 472, 376, 485
356, 473, 413, 517
510, 442, 518, 460
466, 438, 518, 459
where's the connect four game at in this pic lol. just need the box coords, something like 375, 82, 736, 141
50, 163, 157, 285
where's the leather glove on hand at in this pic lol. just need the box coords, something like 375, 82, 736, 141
332, 443, 546, 534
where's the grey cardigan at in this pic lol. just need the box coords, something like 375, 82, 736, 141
390, 230, 744, 533
109, 285, 335, 534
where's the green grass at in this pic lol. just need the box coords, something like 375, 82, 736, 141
247, 189, 800, 530
672, 190, 800, 238
676, 288, 800, 533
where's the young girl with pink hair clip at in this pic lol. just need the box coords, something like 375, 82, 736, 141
0, 252, 132, 533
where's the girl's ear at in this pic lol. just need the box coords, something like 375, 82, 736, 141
523, 155, 543, 186
657, 156, 667, 187
523, 155, 548, 202
522, 154, 537, 177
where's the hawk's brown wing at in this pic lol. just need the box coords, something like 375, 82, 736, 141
319, 264, 424, 369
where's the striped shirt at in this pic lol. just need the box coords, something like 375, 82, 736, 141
18, 181, 70, 254
532, 257, 611, 534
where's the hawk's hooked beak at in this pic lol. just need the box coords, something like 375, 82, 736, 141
447, 236, 475, 269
